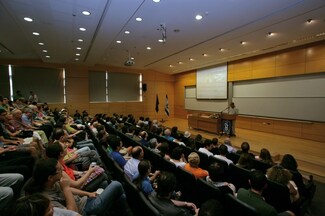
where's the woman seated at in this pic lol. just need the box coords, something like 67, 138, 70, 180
184, 152, 208, 179
236, 152, 254, 170
255, 148, 274, 166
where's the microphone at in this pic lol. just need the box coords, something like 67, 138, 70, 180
221, 107, 229, 112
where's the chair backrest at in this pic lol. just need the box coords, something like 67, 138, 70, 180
196, 151, 210, 171
196, 178, 224, 206
209, 155, 229, 175
227, 163, 251, 190
227, 152, 240, 164
175, 166, 198, 204
262, 179, 291, 212
122, 174, 161, 216
252, 159, 271, 173
225, 193, 260, 216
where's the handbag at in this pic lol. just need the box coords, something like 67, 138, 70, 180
17, 130, 33, 138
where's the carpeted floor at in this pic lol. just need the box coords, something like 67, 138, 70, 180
306, 181, 325, 216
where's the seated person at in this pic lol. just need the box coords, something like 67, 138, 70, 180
12, 193, 80, 216
149, 171, 198, 216
198, 199, 226, 216
184, 152, 208, 179
266, 165, 300, 203
108, 135, 128, 168
206, 163, 236, 195
236, 152, 254, 170
124, 146, 144, 180
158, 142, 171, 160
133, 160, 160, 196
46, 141, 109, 192
25, 158, 129, 216
237, 170, 294, 216
170, 147, 187, 168
198, 139, 214, 157
236, 142, 255, 158
214, 144, 233, 165
255, 148, 274, 166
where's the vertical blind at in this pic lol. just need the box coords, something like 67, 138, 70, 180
0, 65, 10, 98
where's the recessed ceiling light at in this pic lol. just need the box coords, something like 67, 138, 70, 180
202, 53, 208, 57
131, 57, 135, 60
76, 53, 81, 56
78, 39, 83, 42
268, 32, 274, 36
45, 56, 50, 58
195, 14, 203, 20
42, 50, 47, 53
307, 19, 313, 24
219, 48, 225, 51
189, 58, 194, 61
158, 39, 164, 43
146, 46, 151, 50
169, 64, 174, 67
240, 41, 247, 45
136, 17, 142, 22
75, 58, 79, 61
24, 17, 33, 22
116, 40, 122, 44
38, 42, 44, 46
82, 11, 91, 16
178, 61, 183, 64
124, 30, 130, 34
79, 27, 86, 31
32, 32, 40, 36
76, 47, 82, 50
153, 0, 160, 3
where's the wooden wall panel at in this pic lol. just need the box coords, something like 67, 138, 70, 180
273, 120, 302, 137
276, 49, 306, 76
301, 122, 325, 142
236, 116, 252, 129
306, 43, 325, 73
252, 55, 276, 79
250, 118, 274, 133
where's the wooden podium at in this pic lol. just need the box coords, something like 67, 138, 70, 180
220, 113, 237, 121
188, 114, 222, 134
220, 113, 237, 135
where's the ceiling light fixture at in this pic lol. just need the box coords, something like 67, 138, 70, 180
189, 58, 194, 61
79, 27, 86, 31
136, 17, 142, 22
42, 50, 47, 53
78, 39, 83, 42
76, 53, 80, 56
76, 47, 81, 50
38, 42, 44, 46
178, 61, 183, 64
240, 41, 246, 45
219, 48, 225, 51
195, 14, 203, 20
82, 11, 91, 16
169, 64, 174, 67
124, 30, 130, 34
32, 32, 40, 36
307, 19, 313, 24
45, 56, 50, 58
146, 46, 151, 50
153, 0, 160, 3
24, 17, 33, 22
158, 23, 167, 43
116, 40, 122, 44
202, 53, 208, 57
268, 32, 274, 36
75, 58, 79, 61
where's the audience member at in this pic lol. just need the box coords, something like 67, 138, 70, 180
170, 147, 187, 168
198, 199, 226, 216
198, 139, 214, 157
206, 163, 236, 195
214, 144, 233, 165
158, 142, 171, 160
237, 170, 294, 216
133, 160, 160, 196
236, 152, 254, 170
223, 138, 237, 153
108, 135, 127, 168
149, 171, 198, 216
236, 142, 254, 158
124, 146, 144, 180
256, 148, 274, 166
210, 137, 220, 155
184, 152, 208, 179
163, 128, 175, 141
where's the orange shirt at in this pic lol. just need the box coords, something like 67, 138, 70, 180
184, 163, 208, 179
60, 160, 75, 180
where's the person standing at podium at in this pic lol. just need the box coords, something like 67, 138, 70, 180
228, 102, 239, 136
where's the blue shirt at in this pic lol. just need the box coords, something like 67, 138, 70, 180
140, 177, 154, 196
109, 151, 127, 168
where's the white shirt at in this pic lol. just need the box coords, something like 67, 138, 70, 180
228, 107, 239, 115
214, 155, 234, 165
124, 158, 140, 180
198, 148, 214, 157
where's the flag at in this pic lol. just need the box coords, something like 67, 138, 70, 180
155, 94, 159, 113
165, 94, 170, 116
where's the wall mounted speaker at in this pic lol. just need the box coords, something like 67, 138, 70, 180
142, 83, 147, 92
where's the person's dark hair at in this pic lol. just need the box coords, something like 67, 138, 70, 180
241, 142, 250, 153
280, 154, 298, 171
171, 147, 184, 160
131, 146, 143, 159
198, 199, 225, 216
203, 139, 213, 148
133, 160, 151, 190
249, 170, 267, 191
156, 171, 176, 197
259, 148, 273, 165
211, 138, 218, 145
46, 141, 63, 159
218, 144, 228, 155
158, 142, 169, 157
208, 163, 225, 182
51, 127, 65, 140
12, 193, 51, 216
195, 134, 202, 142
25, 158, 58, 194
109, 135, 122, 151
237, 153, 253, 169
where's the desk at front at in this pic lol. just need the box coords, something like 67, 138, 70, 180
188, 114, 222, 134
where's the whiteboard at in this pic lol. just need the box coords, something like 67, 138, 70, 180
196, 65, 228, 99
233, 73, 325, 122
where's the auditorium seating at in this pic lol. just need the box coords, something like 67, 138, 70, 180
196, 178, 224, 206
227, 163, 251, 190
175, 166, 198, 204
225, 193, 259, 216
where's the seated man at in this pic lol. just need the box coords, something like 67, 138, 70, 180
237, 170, 294, 216
149, 171, 198, 216
124, 146, 144, 180
108, 135, 127, 168
184, 152, 208, 179
198, 139, 214, 157
25, 158, 129, 216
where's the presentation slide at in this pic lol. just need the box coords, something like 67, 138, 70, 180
196, 64, 227, 99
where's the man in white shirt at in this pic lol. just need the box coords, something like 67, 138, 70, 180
214, 144, 233, 165
198, 139, 214, 157
228, 102, 239, 136
124, 146, 144, 180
